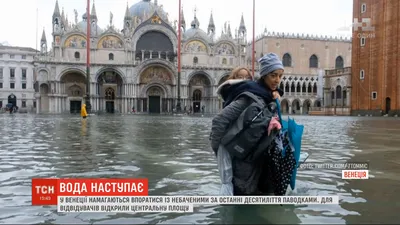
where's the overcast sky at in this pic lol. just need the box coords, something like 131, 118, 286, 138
0, 0, 353, 49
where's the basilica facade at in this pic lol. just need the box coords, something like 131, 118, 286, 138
34, 0, 352, 115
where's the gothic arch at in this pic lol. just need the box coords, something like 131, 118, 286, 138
282, 53, 292, 67
284, 81, 290, 92
58, 67, 87, 81
281, 99, 290, 114
187, 71, 214, 86
192, 89, 202, 101
303, 99, 312, 114
97, 34, 125, 49
68, 84, 83, 96
309, 54, 318, 68
292, 98, 301, 111
62, 33, 87, 48
139, 82, 170, 98
136, 61, 176, 85
335, 56, 344, 69
184, 39, 210, 54
137, 64, 175, 85
217, 72, 231, 85
95, 67, 127, 84
214, 40, 236, 55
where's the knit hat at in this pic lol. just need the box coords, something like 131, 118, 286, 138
258, 53, 284, 78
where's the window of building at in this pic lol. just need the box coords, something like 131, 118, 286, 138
109, 53, 114, 60
282, 53, 292, 67
360, 70, 365, 80
0, 100, 2, 108
0, 68, 3, 79
222, 58, 227, 65
10, 83, 15, 89
335, 56, 344, 69
22, 101, 26, 108
22, 68, 27, 80
309, 54, 318, 68
74, 52, 80, 60
10, 68, 15, 78
33, 101, 36, 108
0, 83, 2, 88
193, 57, 198, 64
371, 91, 377, 100
360, 37, 366, 46
22, 55, 27, 59
10, 54, 14, 59
361, 3, 367, 13
22, 83, 26, 89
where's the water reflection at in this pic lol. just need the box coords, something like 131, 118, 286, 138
0, 114, 399, 224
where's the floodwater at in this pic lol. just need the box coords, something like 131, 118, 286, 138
0, 113, 399, 224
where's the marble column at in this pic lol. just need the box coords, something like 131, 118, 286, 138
36, 97, 40, 114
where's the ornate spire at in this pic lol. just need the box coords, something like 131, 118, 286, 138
61, 7, 65, 22
227, 22, 232, 38
91, 1, 97, 20
208, 10, 215, 34
190, 6, 200, 28
239, 13, 246, 33
181, 6, 186, 30
52, 0, 61, 19
41, 29, 47, 42
124, 2, 131, 19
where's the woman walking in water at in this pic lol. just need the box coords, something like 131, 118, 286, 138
210, 53, 285, 196
81, 103, 88, 119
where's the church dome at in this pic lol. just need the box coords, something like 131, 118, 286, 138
184, 17, 211, 43
129, 0, 168, 22
77, 13, 103, 34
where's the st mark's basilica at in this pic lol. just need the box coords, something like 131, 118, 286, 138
34, 0, 351, 114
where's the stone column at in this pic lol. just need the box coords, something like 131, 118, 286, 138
346, 89, 351, 107
36, 96, 40, 114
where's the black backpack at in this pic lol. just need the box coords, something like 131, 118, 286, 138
220, 92, 278, 161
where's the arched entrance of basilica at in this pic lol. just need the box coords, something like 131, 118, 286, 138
60, 71, 87, 114
105, 87, 116, 113
188, 73, 212, 113
147, 86, 163, 114
97, 70, 123, 113
139, 65, 174, 114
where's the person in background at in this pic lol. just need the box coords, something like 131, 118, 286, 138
216, 66, 253, 108
81, 103, 88, 119
210, 53, 284, 195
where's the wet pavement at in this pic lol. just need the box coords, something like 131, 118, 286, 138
0, 114, 399, 224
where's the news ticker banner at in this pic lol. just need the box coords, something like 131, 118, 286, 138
299, 162, 369, 179
32, 178, 339, 213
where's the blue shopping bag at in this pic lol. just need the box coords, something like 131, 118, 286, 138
275, 99, 304, 190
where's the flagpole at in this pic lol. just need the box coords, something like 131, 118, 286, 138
252, 0, 255, 77
85, 0, 92, 113
176, 0, 182, 112
36, 8, 38, 53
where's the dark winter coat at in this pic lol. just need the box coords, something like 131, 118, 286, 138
211, 79, 284, 195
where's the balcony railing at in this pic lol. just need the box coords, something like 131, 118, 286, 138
325, 67, 351, 76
